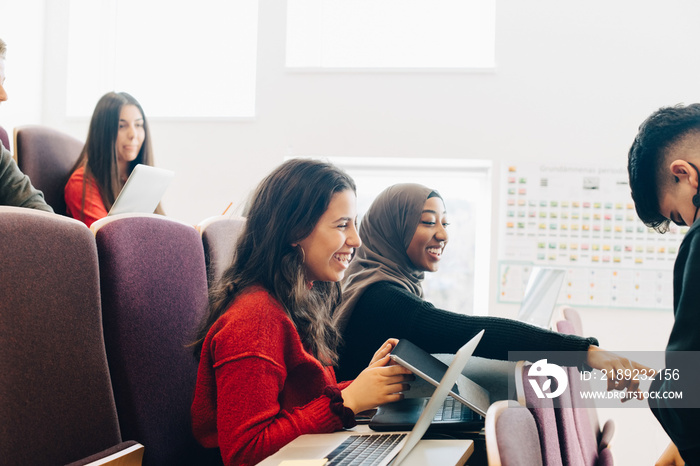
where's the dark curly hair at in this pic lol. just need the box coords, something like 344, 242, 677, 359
628, 103, 700, 232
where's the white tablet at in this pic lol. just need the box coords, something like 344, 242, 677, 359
109, 164, 174, 216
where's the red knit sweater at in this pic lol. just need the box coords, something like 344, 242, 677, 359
191, 286, 352, 466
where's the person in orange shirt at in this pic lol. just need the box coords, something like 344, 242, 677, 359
65, 91, 163, 227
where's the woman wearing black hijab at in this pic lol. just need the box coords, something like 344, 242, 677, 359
334, 183, 642, 396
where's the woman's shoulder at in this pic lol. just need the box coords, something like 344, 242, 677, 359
66, 165, 86, 184
207, 286, 299, 362
362, 280, 420, 298
65, 165, 99, 191
64, 166, 87, 199
356, 280, 425, 310
236, 285, 285, 310
214, 286, 290, 332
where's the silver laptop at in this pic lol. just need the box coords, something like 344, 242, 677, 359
108, 164, 174, 216
516, 267, 566, 329
263, 330, 484, 466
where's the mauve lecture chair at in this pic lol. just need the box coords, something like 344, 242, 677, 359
0, 206, 143, 465
14, 124, 83, 215
197, 215, 247, 288
93, 213, 223, 466
485, 399, 543, 466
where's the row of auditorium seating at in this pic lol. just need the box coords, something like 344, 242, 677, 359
4, 121, 248, 290
485, 307, 616, 466
0, 207, 243, 465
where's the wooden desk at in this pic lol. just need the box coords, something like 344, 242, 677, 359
257, 425, 474, 465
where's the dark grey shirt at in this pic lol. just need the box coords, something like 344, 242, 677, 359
0, 141, 53, 212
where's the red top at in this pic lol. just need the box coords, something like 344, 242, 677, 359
64, 166, 108, 227
191, 286, 352, 466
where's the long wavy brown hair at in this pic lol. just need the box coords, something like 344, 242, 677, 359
192, 158, 356, 366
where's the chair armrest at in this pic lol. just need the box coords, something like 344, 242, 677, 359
65, 441, 144, 466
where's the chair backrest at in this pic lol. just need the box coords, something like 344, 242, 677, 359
515, 361, 564, 466
0, 124, 10, 150
198, 216, 246, 288
561, 306, 584, 336
0, 207, 122, 464
556, 319, 604, 466
485, 400, 543, 466
550, 365, 586, 466
14, 125, 84, 215
94, 214, 220, 465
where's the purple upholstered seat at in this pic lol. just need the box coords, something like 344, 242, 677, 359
0, 207, 138, 465
486, 400, 544, 466
14, 125, 83, 215
95, 215, 221, 465
557, 320, 598, 465
556, 318, 615, 465
551, 365, 586, 466
516, 361, 564, 466
198, 216, 246, 288
557, 309, 604, 438
561, 306, 584, 336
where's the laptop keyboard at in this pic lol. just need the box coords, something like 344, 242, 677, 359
326, 433, 406, 465
434, 395, 462, 421
433, 395, 481, 422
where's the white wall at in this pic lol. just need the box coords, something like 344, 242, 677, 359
8, 0, 698, 462
0, 0, 45, 131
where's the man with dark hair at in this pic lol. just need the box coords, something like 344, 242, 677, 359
0, 37, 53, 212
628, 103, 700, 465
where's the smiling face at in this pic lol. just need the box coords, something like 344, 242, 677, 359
115, 104, 145, 177
297, 189, 362, 283
406, 196, 449, 272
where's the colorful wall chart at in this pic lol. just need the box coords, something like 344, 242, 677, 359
497, 163, 686, 310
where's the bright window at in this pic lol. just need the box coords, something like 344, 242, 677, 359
329, 157, 492, 316
286, 0, 496, 69
67, 0, 258, 118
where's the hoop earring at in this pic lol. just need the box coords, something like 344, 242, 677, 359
297, 245, 306, 264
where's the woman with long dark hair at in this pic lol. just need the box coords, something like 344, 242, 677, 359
190, 159, 412, 466
65, 91, 163, 226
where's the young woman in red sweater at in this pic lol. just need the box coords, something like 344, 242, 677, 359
190, 159, 413, 466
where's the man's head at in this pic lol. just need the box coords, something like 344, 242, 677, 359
628, 104, 700, 231
0, 37, 7, 103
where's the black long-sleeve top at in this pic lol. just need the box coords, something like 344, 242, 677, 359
335, 281, 598, 381
649, 220, 700, 465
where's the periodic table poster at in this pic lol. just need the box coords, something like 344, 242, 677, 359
497, 163, 687, 310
